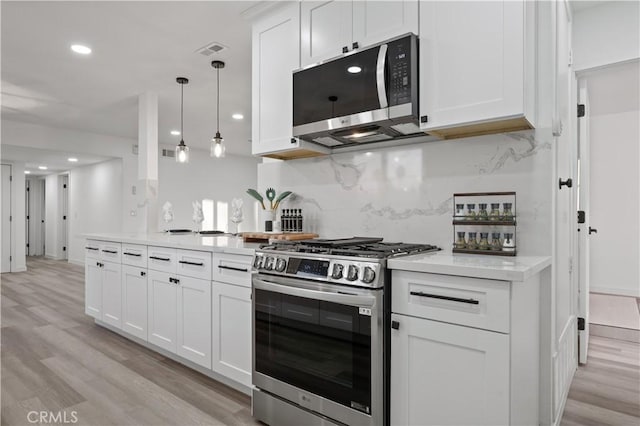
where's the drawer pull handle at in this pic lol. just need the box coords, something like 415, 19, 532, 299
124, 252, 142, 257
85, 247, 99, 251
140, 271, 146, 277
218, 265, 248, 272
169, 277, 180, 284
149, 256, 171, 262
410, 291, 479, 305
179, 260, 204, 266
102, 250, 118, 254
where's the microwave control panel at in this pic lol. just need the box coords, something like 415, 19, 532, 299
388, 36, 415, 107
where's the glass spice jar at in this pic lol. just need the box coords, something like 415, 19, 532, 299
489, 203, 501, 221
455, 204, 465, 219
503, 233, 516, 252
491, 232, 502, 251
466, 204, 476, 221
478, 232, 490, 250
502, 202, 514, 222
478, 203, 489, 221
467, 232, 478, 249
455, 232, 466, 249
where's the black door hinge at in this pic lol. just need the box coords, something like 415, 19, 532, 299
578, 317, 585, 331
63, 246, 66, 251
26, 215, 29, 220
26, 244, 29, 248
63, 184, 67, 189
63, 215, 66, 220
577, 104, 585, 118
9, 175, 12, 182
9, 255, 12, 261
577, 210, 585, 224
9, 216, 11, 222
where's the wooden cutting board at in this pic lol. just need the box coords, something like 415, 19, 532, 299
241, 232, 318, 243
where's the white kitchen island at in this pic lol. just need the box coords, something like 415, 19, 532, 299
83, 233, 260, 395
388, 251, 551, 426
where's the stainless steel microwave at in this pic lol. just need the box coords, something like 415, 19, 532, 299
293, 33, 422, 148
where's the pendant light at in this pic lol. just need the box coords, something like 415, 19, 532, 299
175, 77, 190, 163
211, 60, 226, 158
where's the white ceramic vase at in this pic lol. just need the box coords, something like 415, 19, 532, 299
261, 209, 275, 232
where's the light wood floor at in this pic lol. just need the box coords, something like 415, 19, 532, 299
2, 258, 639, 426
1, 257, 259, 426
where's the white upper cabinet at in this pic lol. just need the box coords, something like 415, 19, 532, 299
252, 3, 328, 160
301, 0, 418, 67
419, 0, 536, 138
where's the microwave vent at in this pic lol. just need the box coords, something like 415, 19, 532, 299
390, 122, 423, 135
313, 136, 344, 147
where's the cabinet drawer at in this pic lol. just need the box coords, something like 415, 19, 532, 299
85, 240, 101, 260
99, 242, 122, 263
176, 249, 212, 280
147, 246, 177, 273
122, 244, 148, 268
392, 271, 510, 333
212, 252, 253, 287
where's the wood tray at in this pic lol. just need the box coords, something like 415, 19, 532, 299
241, 232, 318, 243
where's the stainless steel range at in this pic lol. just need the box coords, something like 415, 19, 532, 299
251, 237, 439, 426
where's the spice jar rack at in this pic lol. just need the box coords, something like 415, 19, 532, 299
452, 192, 517, 256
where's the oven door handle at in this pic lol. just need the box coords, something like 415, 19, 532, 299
253, 277, 376, 308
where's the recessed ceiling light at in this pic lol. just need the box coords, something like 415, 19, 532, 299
170, 130, 181, 136
68, 157, 78, 162
71, 44, 92, 55
24, 170, 31, 174
232, 113, 244, 120
347, 66, 362, 74
38, 166, 48, 170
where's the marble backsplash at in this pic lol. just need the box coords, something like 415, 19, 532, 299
258, 130, 553, 256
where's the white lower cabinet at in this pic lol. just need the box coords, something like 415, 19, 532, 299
212, 281, 251, 386
85, 259, 102, 319
101, 261, 123, 328
122, 265, 148, 340
177, 275, 212, 369
148, 270, 178, 353
390, 314, 509, 426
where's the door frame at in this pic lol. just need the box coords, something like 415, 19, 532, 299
1, 163, 12, 272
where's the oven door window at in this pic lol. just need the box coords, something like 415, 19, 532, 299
255, 289, 372, 414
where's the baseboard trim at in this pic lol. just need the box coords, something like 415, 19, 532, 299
590, 323, 640, 343
68, 258, 84, 266
591, 287, 640, 298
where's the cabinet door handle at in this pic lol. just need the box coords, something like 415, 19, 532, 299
149, 256, 171, 262
391, 320, 400, 330
352, 41, 359, 50
140, 271, 146, 277
102, 249, 118, 254
86, 247, 99, 251
218, 265, 248, 273
410, 291, 479, 305
96, 262, 103, 268
124, 252, 142, 257
179, 260, 204, 266
342, 45, 349, 53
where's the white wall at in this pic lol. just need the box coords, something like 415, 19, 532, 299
573, 1, 640, 71
157, 148, 259, 232
68, 159, 123, 264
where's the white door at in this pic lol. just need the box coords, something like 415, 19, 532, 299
1, 164, 11, 272
27, 179, 45, 256
101, 261, 122, 329
212, 281, 252, 386
419, 0, 526, 131
352, 0, 418, 49
85, 260, 102, 319
148, 270, 178, 353
61, 175, 68, 260
390, 314, 509, 426
300, 0, 353, 67
177, 275, 212, 369
577, 81, 591, 364
122, 265, 148, 340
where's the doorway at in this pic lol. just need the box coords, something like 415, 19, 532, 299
26, 177, 45, 256
1, 164, 11, 272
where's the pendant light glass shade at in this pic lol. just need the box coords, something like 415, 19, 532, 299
211, 61, 226, 158
175, 77, 189, 163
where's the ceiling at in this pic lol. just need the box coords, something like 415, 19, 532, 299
1, 145, 114, 176
1, 1, 258, 157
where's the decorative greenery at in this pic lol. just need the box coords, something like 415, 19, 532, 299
247, 188, 292, 210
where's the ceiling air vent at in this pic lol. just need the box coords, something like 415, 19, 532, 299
161, 149, 175, 158
195, 42, 228, 56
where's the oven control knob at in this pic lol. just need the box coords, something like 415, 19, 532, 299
253, 255, 263, 269
331, 263, 344, 279
264, 256, 275, 270
362, 266, 376, 284
346, 264, 359, 281
275, 258, 287, 272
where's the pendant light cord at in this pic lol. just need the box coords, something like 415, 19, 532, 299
180, 82, 184, 140
216, 67, 220, 133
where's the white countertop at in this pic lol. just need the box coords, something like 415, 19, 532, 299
84, 232, 260, 255
388, 251, 551, 282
